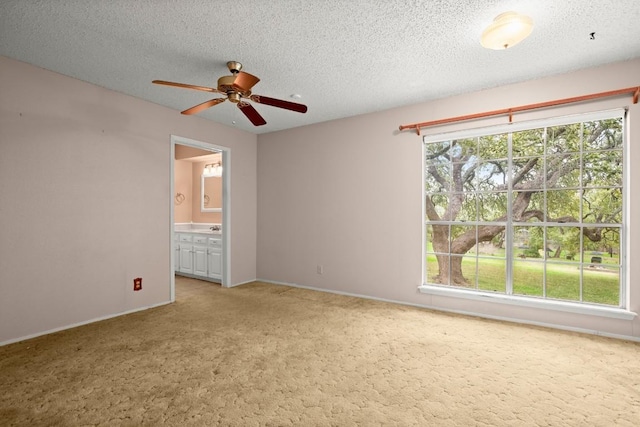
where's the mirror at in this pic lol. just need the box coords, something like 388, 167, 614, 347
201, 174, 222, 212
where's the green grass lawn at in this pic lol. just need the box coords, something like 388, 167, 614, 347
425, 254, 620, 306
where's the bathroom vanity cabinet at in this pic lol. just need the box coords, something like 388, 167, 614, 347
175, 232, 222, 282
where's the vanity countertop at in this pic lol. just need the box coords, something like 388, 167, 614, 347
174, 223, 222, 235
178, 229, 221, 235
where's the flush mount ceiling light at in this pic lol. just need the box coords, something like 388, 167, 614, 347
481, 11, 534, 50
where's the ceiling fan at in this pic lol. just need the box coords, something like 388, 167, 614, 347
152, 61, 307, 126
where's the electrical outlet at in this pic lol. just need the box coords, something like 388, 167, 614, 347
317, 265, 324, 275
133, 277, 142, 291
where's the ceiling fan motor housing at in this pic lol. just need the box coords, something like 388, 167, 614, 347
217, 75, 236, 93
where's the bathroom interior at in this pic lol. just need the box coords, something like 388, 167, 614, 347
173, 144, 223, 284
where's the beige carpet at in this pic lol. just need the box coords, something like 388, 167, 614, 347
1, 277, 639, 426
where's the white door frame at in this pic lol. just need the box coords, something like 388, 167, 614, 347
170, 135, 231, 301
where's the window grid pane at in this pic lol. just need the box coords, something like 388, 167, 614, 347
424, 114, 624, 308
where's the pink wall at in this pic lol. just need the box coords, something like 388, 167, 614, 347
174, 147, 223, 224
191, 160, 222, 224
174, 159, 193, 223
256, 59, 640, 340
0, 55, 257, 344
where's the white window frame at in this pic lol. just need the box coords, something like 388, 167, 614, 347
419, 109, 635, 320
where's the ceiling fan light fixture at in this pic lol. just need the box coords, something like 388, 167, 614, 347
481, 11, 534, 50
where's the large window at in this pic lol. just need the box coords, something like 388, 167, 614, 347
424, 110, 625, 307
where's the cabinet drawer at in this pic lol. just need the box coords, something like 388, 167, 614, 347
179, 234, 193, 242
208, 238, 222, 247
193, 235, 208, 244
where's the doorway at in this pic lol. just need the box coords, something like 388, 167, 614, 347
170, 135, 230, 302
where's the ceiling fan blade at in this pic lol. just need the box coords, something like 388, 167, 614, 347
181, 98, 226, 115
152, 80, 224, 94
250, 94, 307, 113
232, 71, 260, 92
237, 101, 267, 126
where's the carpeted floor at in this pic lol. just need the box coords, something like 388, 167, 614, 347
1, 276, 639, 426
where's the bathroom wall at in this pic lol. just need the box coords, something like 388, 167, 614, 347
192, 159, 222, 224
174, 146, 222, 224
174, 159, 193, 223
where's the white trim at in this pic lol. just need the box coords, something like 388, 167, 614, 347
5, 280, 637, 347
259, 278, 426, 306
258, 279, 640, 342
228, 279, 257, 288
413, 302, 640, 343
421, 141, 427, 288
419, 285, 636, 320
622, 110, 631, 308
421, 108, 627, 143
422, 109, 628, 310
221, 149, 231, 288
0, 301, 172, 347
170, 135, 231, 290
170, 141, 176, 302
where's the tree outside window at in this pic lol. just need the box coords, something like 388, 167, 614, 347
424, 113, 624, 307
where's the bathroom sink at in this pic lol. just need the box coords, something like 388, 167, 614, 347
174, 225, 222, 234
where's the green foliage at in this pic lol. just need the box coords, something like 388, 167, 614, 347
522, 247, 541, 258
424, 116, 624, 305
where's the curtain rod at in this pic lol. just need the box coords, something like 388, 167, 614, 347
399, 86, 640, 136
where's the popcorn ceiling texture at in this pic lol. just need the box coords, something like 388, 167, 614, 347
1, 277, 639, 425
0, 1, 639, 134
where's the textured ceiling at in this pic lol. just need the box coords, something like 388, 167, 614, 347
1, 1, 639, 134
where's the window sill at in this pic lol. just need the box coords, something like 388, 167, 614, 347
419, 285, 637, 320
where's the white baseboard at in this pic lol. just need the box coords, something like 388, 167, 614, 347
1, 300, 172, 347
257, 278, 640, 343
227, 279, 254, 288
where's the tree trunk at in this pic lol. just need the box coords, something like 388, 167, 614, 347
450, 256, 467, 285
432, 254, 468, 285
430, 224, 469, 285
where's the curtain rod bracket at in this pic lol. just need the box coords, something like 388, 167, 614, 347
634, 87, 639, 104
508, 109, 513, 123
